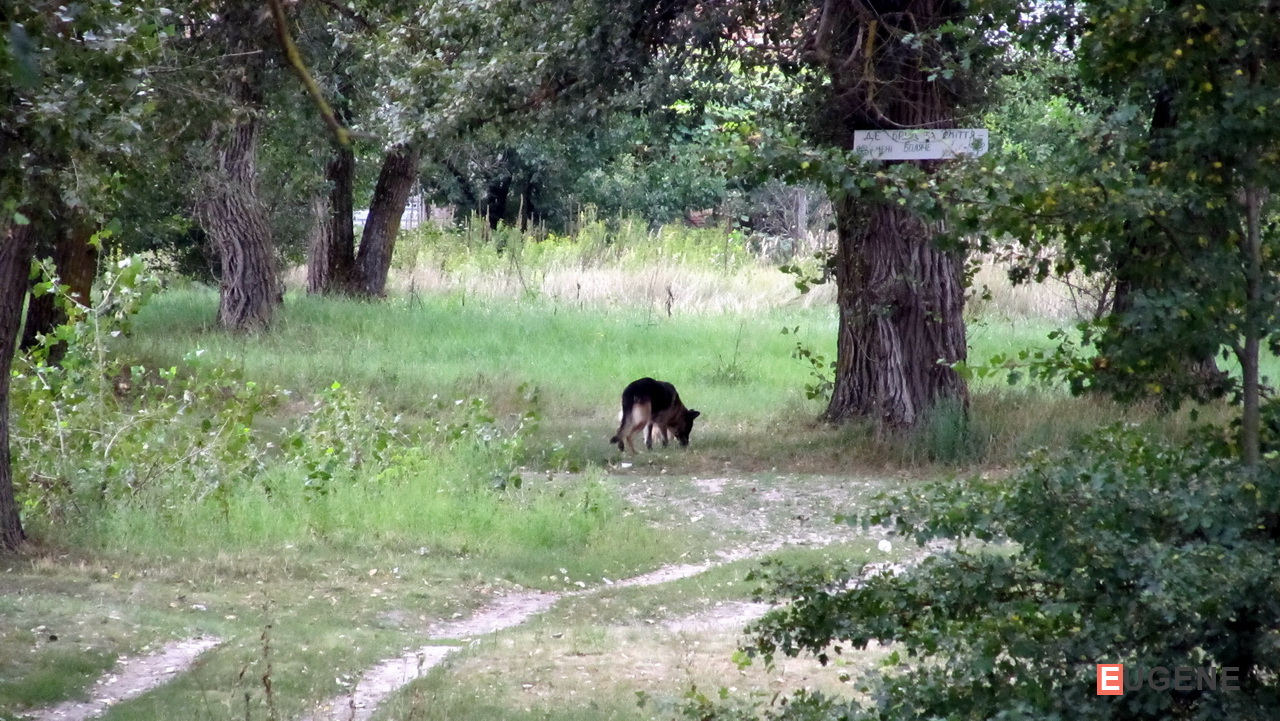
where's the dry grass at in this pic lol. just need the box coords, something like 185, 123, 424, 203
967, 258, 1082, 323
394, 261, 836, 314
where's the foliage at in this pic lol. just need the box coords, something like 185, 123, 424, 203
281, 381, 407, 498
10, 256, 549, 531
727, 425, 1280, 720
11, 256, 279, 522
950, 2, 1280, 428
782, 326, 834, 402
1, 2, 173, 214
428, 385, 542, 491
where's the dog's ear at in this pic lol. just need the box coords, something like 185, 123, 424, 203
688, 410, 701, 420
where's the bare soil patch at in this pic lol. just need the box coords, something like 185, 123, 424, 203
23, 637, 221, 721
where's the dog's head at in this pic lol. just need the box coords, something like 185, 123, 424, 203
674, 409, 701, 447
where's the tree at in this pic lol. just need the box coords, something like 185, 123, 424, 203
0, 221, 37, 551
716, 1, 992, 428
193, 3, 284, 330
306, 132, 357, 295
20, 213, 99, 364
703, 3, 1280, 718
739, 427, 1280, 720
1, 3, 167, 550
954, 1, 1280, 464
325, 0, 742, 295
352, 145, 420, 296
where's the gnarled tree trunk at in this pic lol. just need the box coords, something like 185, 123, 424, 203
825, 195, 968, 426
1, 218, 38, 552
306, 142, 356, 295
817, 0, 969, 428
197, 76, 282, 331
352, 145, 419, 297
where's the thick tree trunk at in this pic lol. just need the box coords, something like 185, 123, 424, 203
21, 215, 98, 363
1, 219, 38, 552
808, 0, 970, 429
825, 195, 968, 427
197, 78, 282, 331
352, 145, 419, 297
306, 142, 356, 295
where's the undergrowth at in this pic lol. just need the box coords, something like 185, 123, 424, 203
13, 258, 670, 582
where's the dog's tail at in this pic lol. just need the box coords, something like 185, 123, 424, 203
610, 393, 635, 449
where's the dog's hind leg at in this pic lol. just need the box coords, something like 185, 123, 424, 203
628, 401, 652, 453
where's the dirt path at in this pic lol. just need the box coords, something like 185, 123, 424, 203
24, 637, 222, 721
25, 472, 895, 721
301, 544, 783, 721
302, 592, 563, 721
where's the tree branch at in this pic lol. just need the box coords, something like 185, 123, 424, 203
265, 0, 356, 147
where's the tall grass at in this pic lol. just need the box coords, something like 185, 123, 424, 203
117, 222, 1224, 477
121, 285, 836, 424
79, 456, 666, 585
120, 320, 1205, 477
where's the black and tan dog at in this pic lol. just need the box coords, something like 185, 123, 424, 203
610, 377, 700, 453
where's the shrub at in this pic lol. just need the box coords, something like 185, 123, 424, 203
729, 425, 1280, 720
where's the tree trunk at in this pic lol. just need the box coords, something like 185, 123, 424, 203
1, 218, 38, 552
197, 77, 282, 331
825, 195, 968, 427
306, 142, 356, 295
352, 145, 419, 297
816, 0, 969, 428
1240, 185, 1263, 467
21, 215, 98, 363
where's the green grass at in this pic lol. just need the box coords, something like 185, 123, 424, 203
6, 234, 1256, 719
372, 665, 650, 721
121, 285, 834, 421
117, 284, 1170, 475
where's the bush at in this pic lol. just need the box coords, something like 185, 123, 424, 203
727, 425, 1280, 720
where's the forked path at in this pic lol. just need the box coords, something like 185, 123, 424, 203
300, 544, 780, 721
300, 472, 886, 721
24, 473, 889, 721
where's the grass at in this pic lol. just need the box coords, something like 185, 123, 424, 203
121, 284, 833, 421
118, 283, 1183, 476
4, 219, 1262, 719
72, 466, 678, 587
371, 548, 893, 721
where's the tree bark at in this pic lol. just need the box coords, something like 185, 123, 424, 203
21, 215, 98, 364
352, 145, 419, 297
197, 76, 282, 331
1, 218, 38, 552
816, 0, 970, 428
825, 195, 968, 426
306, 142, 356, 295
1240, 185, 1263, 467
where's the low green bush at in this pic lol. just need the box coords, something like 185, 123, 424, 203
717, 425, 1280, 720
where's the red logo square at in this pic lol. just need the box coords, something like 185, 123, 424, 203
1097, 664, 1124, 695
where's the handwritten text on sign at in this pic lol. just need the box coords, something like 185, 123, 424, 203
853, 129, 989, 160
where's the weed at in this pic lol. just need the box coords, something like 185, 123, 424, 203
783, 326, 835, 401
706, 323, 754, 386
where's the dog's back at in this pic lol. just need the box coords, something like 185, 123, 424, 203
610, 377, 700, 452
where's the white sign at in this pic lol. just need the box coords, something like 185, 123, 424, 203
853, 129, 989, 160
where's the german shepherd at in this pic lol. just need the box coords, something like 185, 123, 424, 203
610, 377, 700, 453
